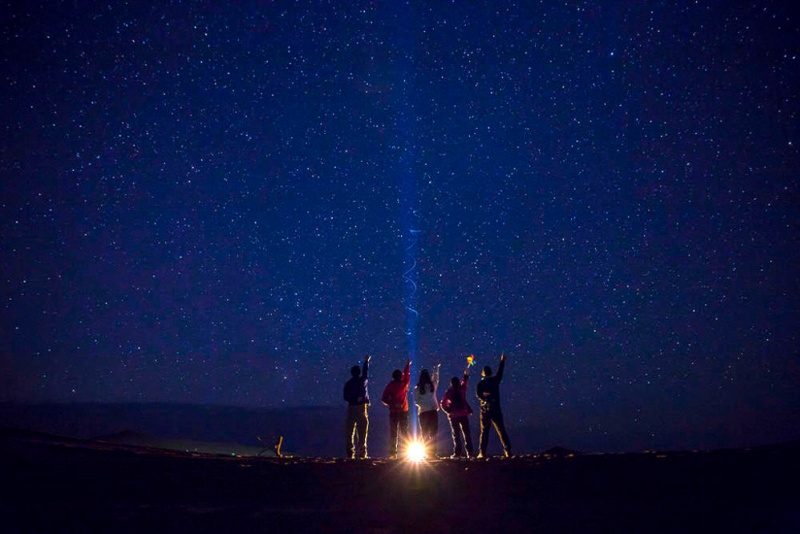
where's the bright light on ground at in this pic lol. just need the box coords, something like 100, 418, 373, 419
405, 440, 427, 463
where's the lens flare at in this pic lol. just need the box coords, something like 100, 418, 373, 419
406, 439, 427, 463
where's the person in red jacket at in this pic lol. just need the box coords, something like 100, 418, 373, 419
381, 359, 411, 459
440, 363, 474, 459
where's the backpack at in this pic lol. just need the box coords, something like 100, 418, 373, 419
443, 388, 469, 414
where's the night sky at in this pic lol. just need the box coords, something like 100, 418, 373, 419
2, 1, 798, 449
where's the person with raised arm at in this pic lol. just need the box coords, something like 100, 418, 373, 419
381, 359, 411, 459
343, 354, 371, 459
440, 362, 474, 459
476, 353, 512, 458
414, 363, 441, 457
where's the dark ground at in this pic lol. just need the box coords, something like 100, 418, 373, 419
1, 428, 798, 533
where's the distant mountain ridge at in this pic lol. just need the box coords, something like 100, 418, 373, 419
0, 401, 539, 457
0, 402, 347, 457
2, 401, 794, 456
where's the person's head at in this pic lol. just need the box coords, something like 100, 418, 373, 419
482, 366, 493, 377
417, 369, 432, 394
350, 365, 361, 378
392, 369, 402, 381
450, 376, 463, 402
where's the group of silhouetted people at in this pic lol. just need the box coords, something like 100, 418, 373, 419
344, 353, 512, 460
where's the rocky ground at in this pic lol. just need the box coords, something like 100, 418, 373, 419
1, 427, 798, 533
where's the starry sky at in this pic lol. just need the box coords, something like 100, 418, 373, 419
2, 1, 798, 449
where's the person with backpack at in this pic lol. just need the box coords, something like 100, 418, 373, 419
414, 363, 441, 457
381, 359, 411, 459
476, 353, 512, 458
440, 363, 474, 459
343, 354, 371, 459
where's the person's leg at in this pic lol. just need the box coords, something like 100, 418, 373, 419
426, 411, 437, 437
399, 411, 410, 452
345, 406, 357, 458
450, 418, 463, 456
492, 410, 512, 456
429, 410, 439, 456
356, 404, 369, 458
463, 416, 474, 458
418, 410, 430, 441
389, 412, 399, 457
479, 410, 491, 457
417, 410, 428, 452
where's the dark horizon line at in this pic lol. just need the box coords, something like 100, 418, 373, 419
0, 399, 341, 411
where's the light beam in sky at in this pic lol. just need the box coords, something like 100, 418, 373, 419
393, 2, 419, 436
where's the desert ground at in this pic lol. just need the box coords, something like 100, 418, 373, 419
1, 427, 798, 533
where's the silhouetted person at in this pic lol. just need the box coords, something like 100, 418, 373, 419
343, 354, 371, 459
414, 363, 440, 457
476, 353, 512, 458
381, 359, 411, 459
441, 364, 474, 458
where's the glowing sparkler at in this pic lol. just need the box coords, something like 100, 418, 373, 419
467, 355, 476, 367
